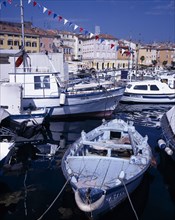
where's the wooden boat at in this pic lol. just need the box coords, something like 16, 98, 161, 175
159, 106, 175, 160
61, 118, 152, 219
120, 74, 175, 104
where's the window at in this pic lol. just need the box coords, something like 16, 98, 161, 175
0, 39, 3, 45
133, 85, 147, 90
32, 42, 37, 47
26, 41, 31, 47
14, 40, 19, 46
150, 85, 159, 91
7, 40, 13, 45
34, 75, 50, 89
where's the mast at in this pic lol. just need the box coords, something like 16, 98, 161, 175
20, 0, 25, 50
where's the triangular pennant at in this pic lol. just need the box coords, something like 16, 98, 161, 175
100, 38, 105, 43
33, 1, 37, 7
3, 1, 7, 7
43, 6, 47, 13
64, 19, 68, 25
74, 24, 78, 30
58, 16, 63, 21
48, 10, 52, 16
111, 44, 114, 49
28, 0, 32, 4
95, 35, 99, 40
53, 13, 57, 19
79, 27, 83, 32
84, 30, 89, 35
69, 22, 73, 27
121, 49, 126, 55
89, 33, 94, 38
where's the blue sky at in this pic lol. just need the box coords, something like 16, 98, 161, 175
0, 0, 174, 43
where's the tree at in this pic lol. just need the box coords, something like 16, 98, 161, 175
162, 60, 167, 67
140, 56, 145, 63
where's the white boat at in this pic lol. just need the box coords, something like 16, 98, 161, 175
120, 74, 175, 104
4, 52, 125, 119
158, 106, 175, 160
0, 141, 14, 163
61, 118, 152, 219
0, 107, 48, 127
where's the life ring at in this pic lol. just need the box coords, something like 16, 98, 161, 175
75, 189, 105, 212
15, 55, 23, 67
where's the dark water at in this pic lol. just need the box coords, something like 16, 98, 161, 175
0, 103, 175, 220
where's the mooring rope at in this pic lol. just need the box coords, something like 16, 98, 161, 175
24, 170, 28, 216
36, 178, 70, 220
121, 178, 139, 220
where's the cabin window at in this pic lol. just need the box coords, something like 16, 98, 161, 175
150, 85, 159, 91
126, 84, 132, 89
34, 75, 50, 89
133, 85, 147, 90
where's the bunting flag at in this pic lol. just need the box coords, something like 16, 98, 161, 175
33, 1, 37, 7
48, 10, 52, 16
1, 0, 96, 38
43, 6, 47, 13
100, 38, 105, 43
110, 44, 115, 49
95, 35, 99, 40
74, 24, 78, 30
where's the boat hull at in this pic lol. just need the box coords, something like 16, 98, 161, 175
22, 88, 125, 118
120, 93, 175, 104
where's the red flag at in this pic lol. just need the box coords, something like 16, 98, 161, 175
95, 35, 99, 40
58, 16, 63, 21
48, 10, 52, 16
33, 1, 37, 7
110, 44, 114, 49
79, 27, 83, 32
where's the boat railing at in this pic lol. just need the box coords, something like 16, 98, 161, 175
12, 66, 52, 73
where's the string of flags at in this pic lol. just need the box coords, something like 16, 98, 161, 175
0, 0, 135, 54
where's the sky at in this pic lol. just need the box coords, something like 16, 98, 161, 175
0, 0, 174, 43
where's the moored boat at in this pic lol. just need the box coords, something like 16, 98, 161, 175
61, 118, 152, 219
158, 106, 175, 160
120, 74, 175, 104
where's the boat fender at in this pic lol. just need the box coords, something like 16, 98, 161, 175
60, 92, 66, 105
164, 147, 173, 156
75, 190, 105, 212
158, 139, 166, 149
119, 170, 125, 180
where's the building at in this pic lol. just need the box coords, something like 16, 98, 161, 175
82, 34, 118, 70
0, 21, 40, 53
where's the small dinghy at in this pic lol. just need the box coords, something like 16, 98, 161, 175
61, 118, 152, 219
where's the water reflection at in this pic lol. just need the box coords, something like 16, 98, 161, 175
0, 103, 175, 220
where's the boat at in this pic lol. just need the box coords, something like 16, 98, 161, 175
3, 52, 125, 119
0, 126, 15, 165
61, 118, 152, 219
0, 141, 14, 164
158, 106, 175, 160
120, 74, 175, 104
0, 107, 48, 127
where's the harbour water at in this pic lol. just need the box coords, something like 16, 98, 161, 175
0, 103, 175, 220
